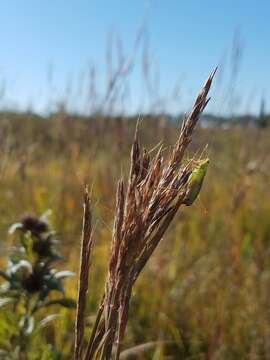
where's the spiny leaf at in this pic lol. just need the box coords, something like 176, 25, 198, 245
44, 298, 76, 308
53, 271, 75, 280
0, 298, 16, 307
38, 314, 63, 329
8, 223, 23, 235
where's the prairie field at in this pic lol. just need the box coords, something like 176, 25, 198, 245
0, 1, 270, 358
1, 110, 270, 359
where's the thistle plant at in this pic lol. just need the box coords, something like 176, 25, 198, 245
0, 212, 76, 359
75, 68, 216, 359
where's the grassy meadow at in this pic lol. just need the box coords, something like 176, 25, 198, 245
0, 110, 270, 359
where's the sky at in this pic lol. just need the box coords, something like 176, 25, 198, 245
0, 0, 269, 115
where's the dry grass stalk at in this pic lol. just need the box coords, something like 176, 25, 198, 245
74, 186, 93, 360
82, 68, 216, 360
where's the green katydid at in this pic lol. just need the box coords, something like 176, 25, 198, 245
183, 158, 210, 206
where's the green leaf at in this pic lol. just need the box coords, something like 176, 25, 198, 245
40, 209, 52, 223
41, 346, 62, 360
0, 298, 16, 307
44, 298, 76, 309
53, 271, 75, 280
8, 222, 23, 234
19, 315, 34, 335
0, 270, 10, 281
7, 260, 32, 276
44, 276, 64, 293
21, 232, 33, 257
45, 254, 64, 265
38, 314, 62, 329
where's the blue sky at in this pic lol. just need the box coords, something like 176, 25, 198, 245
0, 0, 269, 115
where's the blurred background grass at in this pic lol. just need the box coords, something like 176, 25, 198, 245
0, 111, 270, 358
0, 1, 270, 357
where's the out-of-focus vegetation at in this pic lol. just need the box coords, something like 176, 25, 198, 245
0, 110, 270, 359
0, 209, 76, 359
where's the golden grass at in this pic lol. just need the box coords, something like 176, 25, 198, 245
0, 108, 270, 358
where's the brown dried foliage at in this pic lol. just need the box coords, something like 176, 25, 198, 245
74, 187, 93, 360
75, 68, 216, 359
